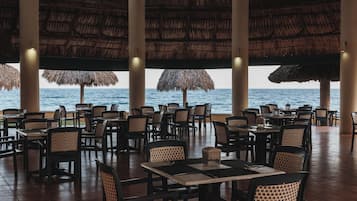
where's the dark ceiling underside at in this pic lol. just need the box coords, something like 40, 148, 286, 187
0, 0, 340, 70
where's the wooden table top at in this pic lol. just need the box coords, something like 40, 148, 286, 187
228, 125, 281, 134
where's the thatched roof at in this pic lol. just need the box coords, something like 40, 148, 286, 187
268, 64, 339, 83
0, 0, 340, 70
0, 64, 19, 90
157, 69, 214, 91
42, 70, 118, 86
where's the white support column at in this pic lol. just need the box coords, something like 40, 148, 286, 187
128, 0, 145, 111
232, 0, 249, 115
20, 0, 40, 112
340, 0, 357, 134
320, 79, 330, 109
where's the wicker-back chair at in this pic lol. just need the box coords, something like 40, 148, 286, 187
279, 125, 308, 149
97, 161, 178, 201
244, 108, 260, 114
141, 106, 155, 117
260, 105, 271, 114
110, 104, 118, 111
46, 127, 81, 181
150, 111, 164, 140
81, 120, 108, 163
272, 146, 308, 173
24, 112, 45, 120
247, 173, 305, 201
127, 115, 148, 152
242, 111, 257, 126
172, 109, 190, 139
3, 108, 22, 135
315, 108, 328, 126
146, 140, 197, 200
192, 105, 207, 134
92, 106, 107, 118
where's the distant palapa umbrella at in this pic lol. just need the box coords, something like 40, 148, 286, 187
0, 64, 20, 90
157, 69, 214, 106
268, 64, 339, 83
42, 70, 118, 103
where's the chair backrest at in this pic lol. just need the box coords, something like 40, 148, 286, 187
297, 112, 312, 120
47, 127, 80, 153
92, 106, 107, 118
97, 161, 123, 201
75, 103, 92, 109
141, 106, 155, 116
280, 125, 308, 148
225, 116, 248, 127
22, 119, 48, 130
204, 103, 212, 116
315, 108, 328, 118
247, 173, 304, 201
272, 146, 308, 173
131, 108, 141, 115
242, 111, 257, 126
152, 111, 163, 125
95, 120, 108, 138
266, 104, 278, 112
24, 112, 45, 120
168, 103, 180, 108
158, 105, 168, 112
260, 105, 271, 114
293, 119, 310, 126
194, 105, 206, 116
298, 106, 312, 111
352, 112, 357, 125
102, 111, 120, 119
59, 105, 67, 117
147, 140, 187, 162
213, 121, 229, 145
244, 108, 260, 114
110, 104, 119, 111
174, 109, 189, 123
128, 115, 147, 133
53, 109, 60, 121
3, 108, 21, 115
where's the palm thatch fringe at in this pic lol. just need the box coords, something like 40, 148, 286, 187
0, 64, 19, 90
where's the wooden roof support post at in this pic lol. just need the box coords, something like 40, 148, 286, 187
340, 0, 357, 134
129, 0, 146, 111
20, 0, 40, 112
232, 0, 249, 115
320, 79, 330, 110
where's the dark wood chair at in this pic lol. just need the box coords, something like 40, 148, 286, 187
24, 112, 45, 120
260, 105, 271, 114
204, 103, 213, 127
96, 160, 178, 201
110, 104, 118, 111
213, 121, 240, 157
45, 127, 81, 182
59, 105, 76, 127
351, 112, 357, 152
315, 108, 328, 126
146, 140, 198, 201
171, 109, 190, 139
279, 124, 309, 149
192, 105, 207, 134
127, 115, 148, 152
81, 120, 108, 163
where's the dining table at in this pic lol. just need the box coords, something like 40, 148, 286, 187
228, 125, 281, 165
261, 113, 297, 126
141, 159, 284, 201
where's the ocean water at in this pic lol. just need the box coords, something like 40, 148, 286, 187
0, 88, 339, 113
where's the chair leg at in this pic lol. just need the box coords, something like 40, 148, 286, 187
351, 133, 355, 152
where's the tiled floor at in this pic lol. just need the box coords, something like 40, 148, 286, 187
0, 124, 356, 200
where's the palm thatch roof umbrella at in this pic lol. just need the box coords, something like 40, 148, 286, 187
157, 70, 215, 106
0, 64, 20, 90
268, 64, 339, 83
268, 64, 339, 109
42, 70, 118, 103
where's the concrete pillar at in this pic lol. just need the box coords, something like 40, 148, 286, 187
320, 79, 330, 109
128, 0, 145, 111
20, 0, 40, 112
340, 0, 357, 134
232, 0, 249, 115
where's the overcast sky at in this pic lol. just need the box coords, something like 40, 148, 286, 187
8, 63, 340, 89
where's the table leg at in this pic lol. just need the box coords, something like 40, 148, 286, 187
23, 136, 29, 179
160, 114, 168, 139
117, 122, 128, 155
254, 134, 268, 165
198, 183, 224, 201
